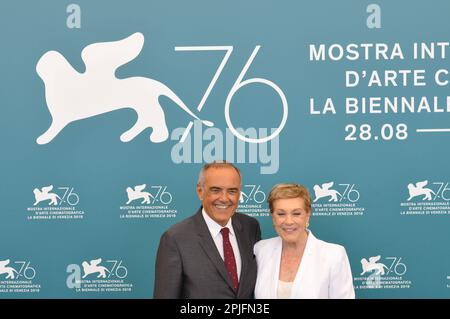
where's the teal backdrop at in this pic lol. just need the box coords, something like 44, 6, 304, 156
1, 0, 449, 298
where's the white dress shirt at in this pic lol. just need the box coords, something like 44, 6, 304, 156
202, 209, 242, 279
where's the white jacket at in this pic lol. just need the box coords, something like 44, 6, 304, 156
254, 231, 355, 299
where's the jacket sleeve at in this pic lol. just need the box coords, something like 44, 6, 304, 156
153, 231, 183, 298
329, 246, 356, 299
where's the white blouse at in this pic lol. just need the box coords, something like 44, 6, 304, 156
277, 280, 294, 299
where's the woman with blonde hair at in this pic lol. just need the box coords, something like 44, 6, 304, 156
254, 183, 355, 299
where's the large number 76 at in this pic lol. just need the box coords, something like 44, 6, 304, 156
175, 46, 288, 144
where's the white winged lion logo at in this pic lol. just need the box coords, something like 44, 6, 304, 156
0, 260, 18, 279
360, 255, 388, 276
126, 184, 153, 204
313, 182, 342, 202
82, 258, 109, 278
407, 180, 435, 201
36, 32, 213, 144
33, 185, 60, 205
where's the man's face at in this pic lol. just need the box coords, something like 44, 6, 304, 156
197, 167, 241, 226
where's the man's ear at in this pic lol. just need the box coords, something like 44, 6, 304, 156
196, 183, 204, 200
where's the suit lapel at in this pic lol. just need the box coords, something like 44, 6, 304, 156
194, 209, 235, 291
269, 237, 283, 298
292, 231, 316, 298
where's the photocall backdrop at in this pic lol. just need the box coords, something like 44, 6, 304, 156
1, 0, 449, 298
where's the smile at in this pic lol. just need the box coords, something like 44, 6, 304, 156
282, 227, 297, 233
215, 204, 231, 209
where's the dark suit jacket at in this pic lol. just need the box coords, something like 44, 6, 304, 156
153, 208, 261, 298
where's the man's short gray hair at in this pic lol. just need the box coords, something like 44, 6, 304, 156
197, 161, 241, 187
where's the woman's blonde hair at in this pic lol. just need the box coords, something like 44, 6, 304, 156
268, 183, 312, 214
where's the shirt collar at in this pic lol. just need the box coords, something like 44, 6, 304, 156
202, 208, 235, 238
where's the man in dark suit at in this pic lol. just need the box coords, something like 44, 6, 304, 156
153, 161, 261, 298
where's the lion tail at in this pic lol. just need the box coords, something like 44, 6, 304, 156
160, 85, 213, 127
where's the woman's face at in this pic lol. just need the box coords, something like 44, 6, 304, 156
272, 197, 310, 243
